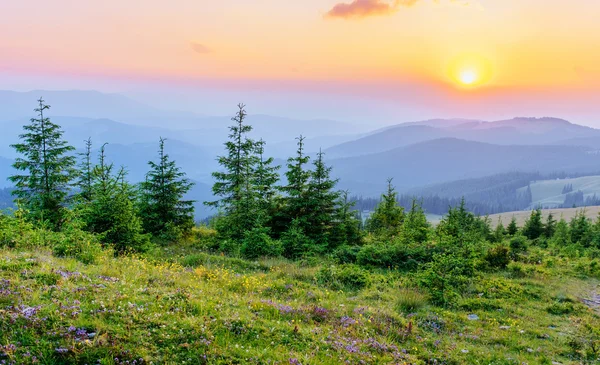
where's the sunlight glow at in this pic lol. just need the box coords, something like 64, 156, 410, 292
459, 70, 478, 85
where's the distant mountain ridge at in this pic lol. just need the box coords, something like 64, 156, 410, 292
325, 117, 600, 159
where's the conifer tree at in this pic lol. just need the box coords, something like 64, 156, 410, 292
10, 98, 76, 230
544, 212, 557, 238
206, 104, 258, 241
139, 137, 195, 240
402, 198, 430, 244
329, 190, 362, 247
522, 208, 544, 240
76, 137, 94, 203
366, 179, 405, 237
492, 218, 506, 243
85, 144, 149, 252
506, 216, 519, 236
278, 135, 311, 226
252, 139, 280, 223
304, 149, 340, 247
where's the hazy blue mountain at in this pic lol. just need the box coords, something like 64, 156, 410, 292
330, 138, 600, 196
326, 117, 600, 158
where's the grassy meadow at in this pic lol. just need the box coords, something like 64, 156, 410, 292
1, 234, 599, 365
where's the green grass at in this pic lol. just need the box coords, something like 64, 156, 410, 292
0, 245, 599, 364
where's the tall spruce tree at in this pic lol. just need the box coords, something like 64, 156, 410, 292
10, 98, 76, 230
366, 179, 405, 237
544, 212, 557, 238
206, 104, 258, 241
278, 135, 311, 226
252, 139, 280, 224
304, 149, 340, 247
139, 137, 195, 240
76, 137, 94, 203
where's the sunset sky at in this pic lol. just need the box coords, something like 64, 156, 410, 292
1, 0, 599, 125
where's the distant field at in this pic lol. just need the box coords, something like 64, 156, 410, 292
488, 206, 600, 227
517, 175, 600, 208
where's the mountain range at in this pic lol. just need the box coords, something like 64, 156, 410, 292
2, 89, 600, 217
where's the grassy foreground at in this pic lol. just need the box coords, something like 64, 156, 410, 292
1, 243, 599, 365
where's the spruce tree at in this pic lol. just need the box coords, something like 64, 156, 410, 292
544, 212, 557, 238
206, 104, 258, 241
493, 218, 506, 243
506, 216, 519, 236
329, 190, 362, 247
402, 198, 430, 244
278, 135, 311, 227
76, 137, 94, 203
85, 144, 149, 253
366, 179, 405, 237
252, 139, 280, 224
522, 209, 544, 240
305, 149, 340, 248
10, 98, 76, 230
139, 137, 195, 240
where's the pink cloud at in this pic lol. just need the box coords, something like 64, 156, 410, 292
325, 0, 419, 19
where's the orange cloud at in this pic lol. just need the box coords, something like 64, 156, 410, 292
325, 0, 419, 19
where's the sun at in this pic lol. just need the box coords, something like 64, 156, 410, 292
447, 53, 493, 88
459, 70, 478, 85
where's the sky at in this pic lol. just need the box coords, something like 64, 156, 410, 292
1, 0, 600, 125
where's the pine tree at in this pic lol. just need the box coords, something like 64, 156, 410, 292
506, 216, 519, 236
139, 137, 195, 240
206, 104, 258, 241
402, 198, 430, 244
85, 144, 149, 253
522, 209, 544, 240
569, 210, 592, 246
544, 212, 557, 238
278, 135, 311, 226
9, 98, 76, 230
304, 149, 340, 248
329, 190, 362, 247
492, 218, 506, 243
251, 139, 280, 224
366, 179, 405, 237
76, 137, 94, 203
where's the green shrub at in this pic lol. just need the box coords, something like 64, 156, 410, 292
356, 243, 430, 269
241, 227, 283, 259
418, 253, 475, 306
316, 264, 370, 291
509, 236, 528, 259
547, 301, 575, 315
484, 245, 510, 269
334, 245, 361, 264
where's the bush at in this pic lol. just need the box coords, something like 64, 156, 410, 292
485, 245, 510, 269
316, 264, 371, 291
333, 245, 361, 264
191, 225, 219, 250
241, 227, 283, 259
356, 243, 430, 269
547, 301, 575, 315
418, 253, 475, 306
509, 236, 528, 259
